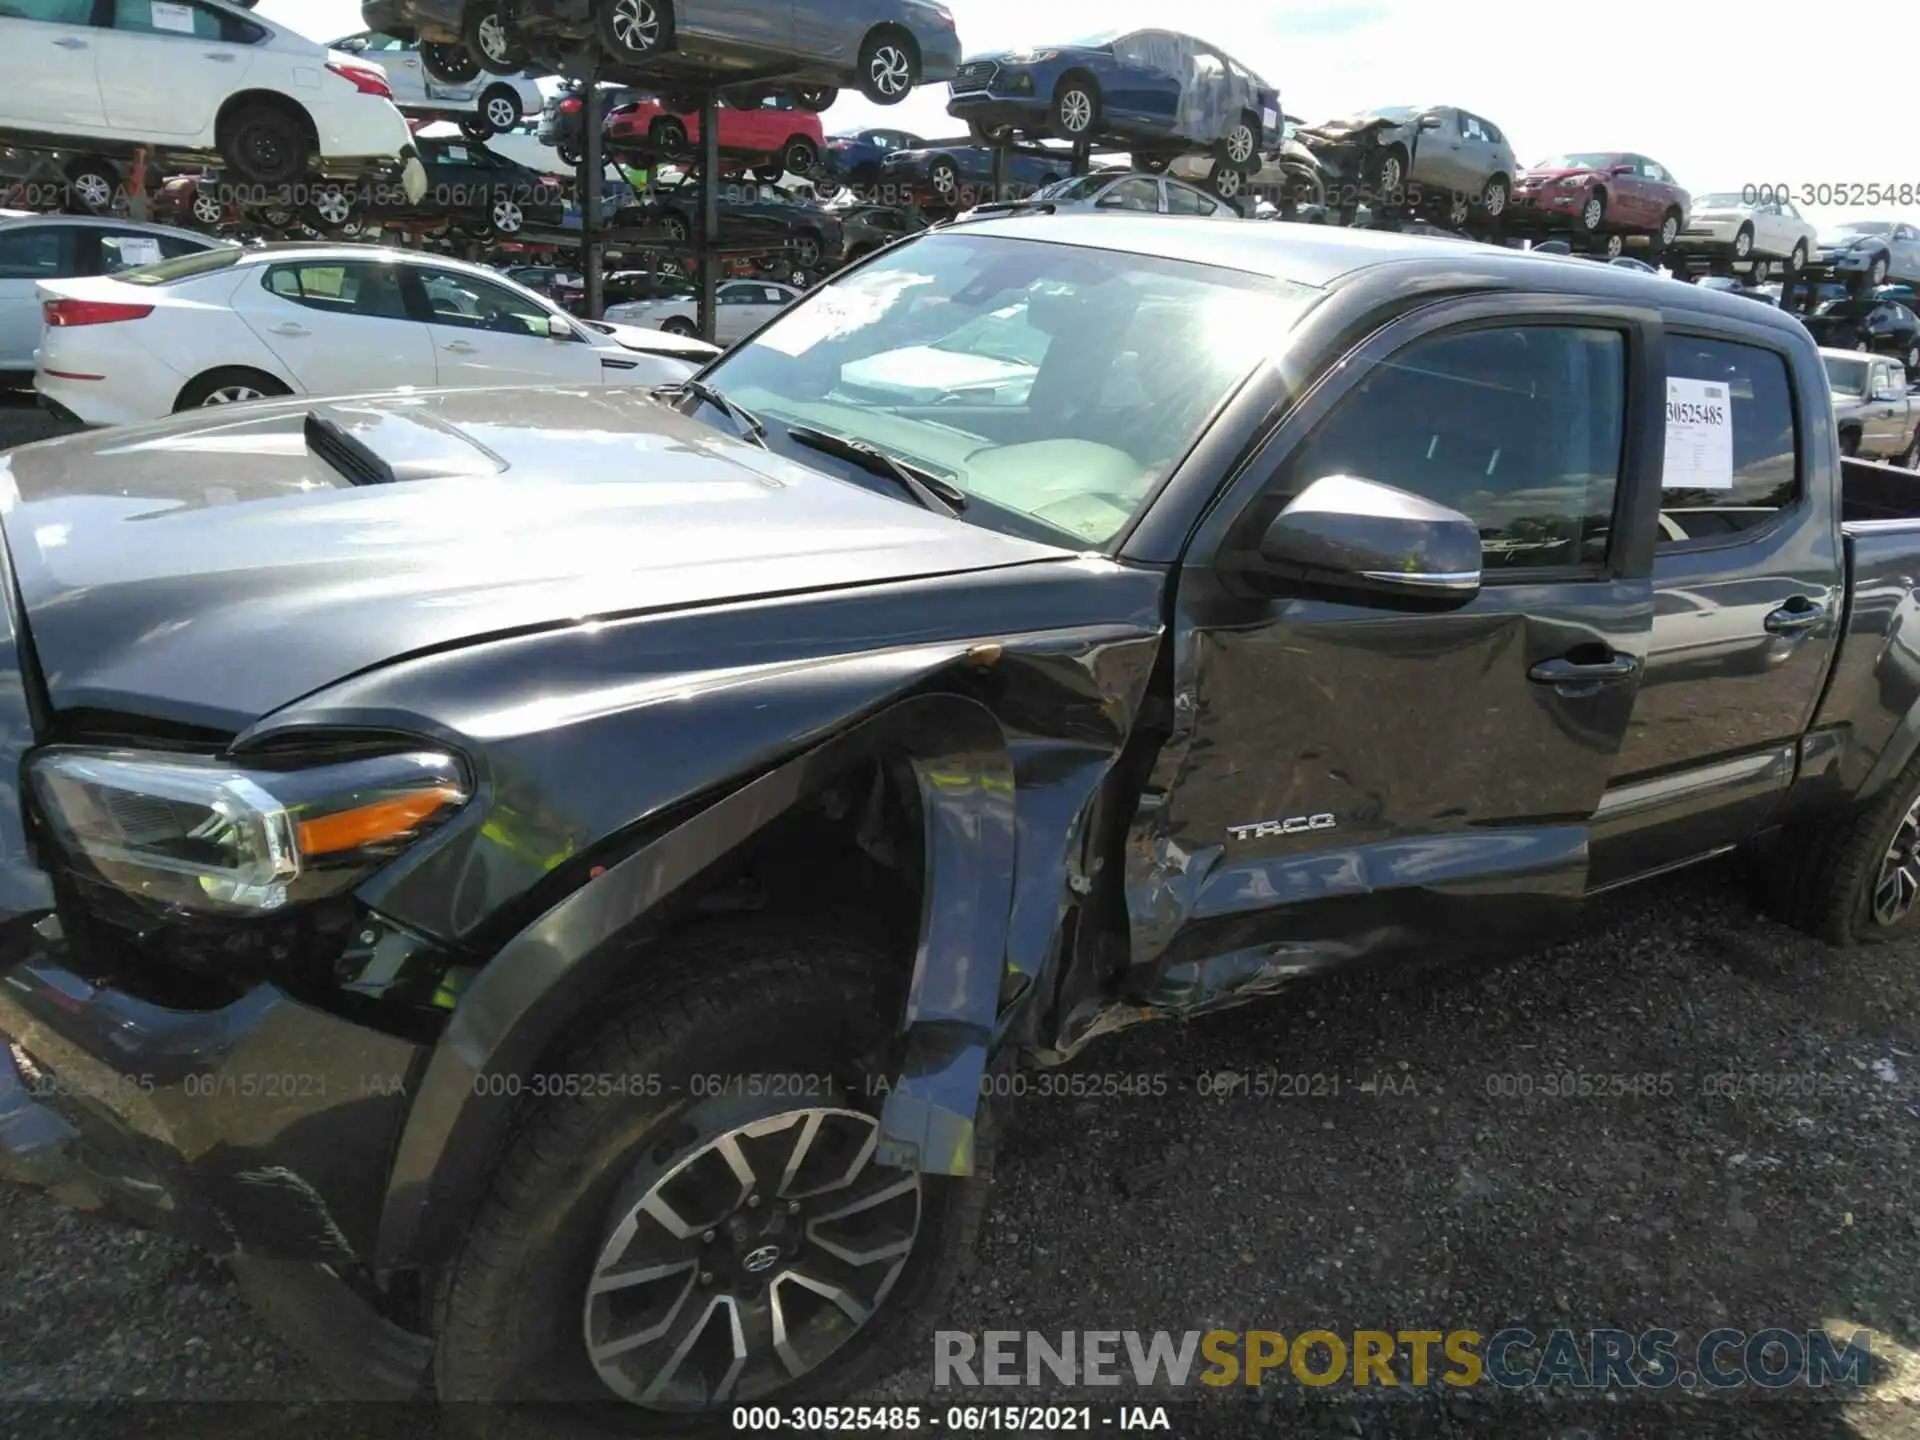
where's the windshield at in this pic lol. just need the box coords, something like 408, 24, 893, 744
697, 232, 1318, 548
1352, 105, 1420, 123
1691, 193, 1748, 209
113, 246, 245, 286
1532, 154, 1617, 170
1825, 356, 1871, 396
1816, 299, 1874, 318
1837, 222, 1892, 237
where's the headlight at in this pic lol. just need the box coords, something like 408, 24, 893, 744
28, 747, 470, 916
1556, 174, 1590, 188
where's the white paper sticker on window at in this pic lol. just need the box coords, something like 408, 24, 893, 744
114, 236, 163, 268
1664, 376, 1734, 490
151, 1, 197, 34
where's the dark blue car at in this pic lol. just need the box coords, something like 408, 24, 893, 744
946, 27, 1279, 188
820, 127, 926, 194
874, 143, 1070, 210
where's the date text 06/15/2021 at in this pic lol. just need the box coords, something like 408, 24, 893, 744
729, 1405, 1172, 1431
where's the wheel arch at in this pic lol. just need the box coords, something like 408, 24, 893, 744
214, 89, 320, 153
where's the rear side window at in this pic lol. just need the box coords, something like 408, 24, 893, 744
266, 261, 411, 319
5, 0, 94, 21
111, 0, 262, 42
114, 245, 242, 285
0, 225, 74, 280
1659, 337, 1798, 545
1275, 325, 1628, 571
98, 231, 209, 272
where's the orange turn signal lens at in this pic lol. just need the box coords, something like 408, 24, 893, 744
296, 787, 465, 857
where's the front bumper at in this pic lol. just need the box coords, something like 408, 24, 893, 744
1820, 248, 1878, 273
944, 92, 1045, 130
0, 937, 424, 1263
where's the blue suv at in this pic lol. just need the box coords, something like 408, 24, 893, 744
946, 27, 1279, 195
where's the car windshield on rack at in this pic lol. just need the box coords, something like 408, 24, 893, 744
1692, 193, 1749, 209
697, 230, 1320, 549
1358, 105, 1421, 122
1837, 221, 1892, 237
1533, 154, 1617, 170
1824, 355, 1871, 396
1033, 174, 1116, 203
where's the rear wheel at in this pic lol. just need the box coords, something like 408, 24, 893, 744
597, 0, 672, 61
790, 231, 822, 268
927, 155, 960, 206
432, 925, 988, 1426
1900, 428, 1920, 470
460, 115, 494, 143
1841, 427, 1861, 456
652, 117, 690, 156
1768, 748, 1920, 945
63, 159, 119, 216
1732, 224, 1755, 260
783, 137, 820, 177
218, 102, 310, 186
659, 314, 697, 336
479, 85, 524, 135
189, 188, 225, 229
176, 367, 290, 412
491, 197, 525, 234
1654, 208, 1682, 253
792, 86, 837, 113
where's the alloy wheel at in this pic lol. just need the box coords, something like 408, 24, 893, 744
1661, 215, 1680, 248
930, 164, 957, 198
1448, 194, 1469, 228
203, 385, 263, 405
1224, 124, 1254, 164
73, 173, 114, 212
1057, 88, 1093, 134
1213, 166, 1241, 198
582, 1107, 920, 1410
1734, 229, 1753, 258
486, 95, 519, 130
493, 199, 523, 232
611, 0, 661, 55
793, 237, 820, 267
478, 13, 511, 64
868, 45, 911, 98
1482, 179, 1507, 217
1604, 232, 1623, 259
315, 187, 351, 226
192, 192, 224, 226
1378, 155, 1402, 195
1873, 793, 1920, 925
1870, 257, 1889, 287
1581, 196, 1602, 231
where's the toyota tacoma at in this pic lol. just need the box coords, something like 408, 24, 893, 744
4, 218, 1920, 1434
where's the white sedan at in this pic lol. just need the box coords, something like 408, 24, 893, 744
1673, 191, 1819, 275
0, 0, 425, 193
34, 245, 714, 427
605, 280, 802, 346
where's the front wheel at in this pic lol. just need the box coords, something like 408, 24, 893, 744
1904, 342, 1919, 374
1048, 76, 1099, 139
1869, 255, 1890, 288
478, 85, 524, 135
597, 0, 671, 61
857, 29, 917, 104
1480, 174, 1509, 221
466, 5, 528, 75
1578, 191, 1605, 234
432, 925, 989, 1422
1767, 748, 1920, 945
420, 40, 481, 84
792, 86, 837, 113
460, 115, 494, 143
1655, 209, 1682, 253
556, 139, 584, 168
1788, 239, 1808, 274
218, 103, 310, 187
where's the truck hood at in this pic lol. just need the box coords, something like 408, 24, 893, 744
0, 386, 1071, 733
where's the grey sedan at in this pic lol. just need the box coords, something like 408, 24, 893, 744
954, 170, 1239, 221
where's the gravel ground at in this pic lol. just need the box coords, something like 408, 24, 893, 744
4, 392, 1920, 1439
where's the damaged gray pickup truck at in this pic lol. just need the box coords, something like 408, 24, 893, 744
6, 217, 1920, 1433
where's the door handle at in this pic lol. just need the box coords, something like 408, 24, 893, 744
443, 340, 478, 353
1528, 653, 1639, 686
269, 323, 309, 336
51, 36, 87, 48
205, 52, 237, 63
1764, 599, 1827, 633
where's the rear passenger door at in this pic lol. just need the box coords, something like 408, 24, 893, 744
1141, 298, 1658, 982
1589, 323, 1841, 886
232, 258, 437, 397
95, 0, 261, 138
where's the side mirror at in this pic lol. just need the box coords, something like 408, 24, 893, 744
337, 35, 368, 52
1256, 475, 1482, 602
1610, 164, 1634, 175
546, 312, 575, 340
1874, 388, 1903, 403
1418, 114, 1443, 130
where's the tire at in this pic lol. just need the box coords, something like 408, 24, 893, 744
1905, 343, 1919, 374
1655, 208, 1682, 253
218, 102, 310, 187
753, 163, 784, 184
478, 85, 524, 135
1136, 153, 1169, 175
661, 214, 689, 244
1900, 429, 1920, 471
466, 5, 529, 75
857, 27, 917, 104
1598, 231, 1623, 259
926, 155, 960, 205
491, 198, 525, 234
189, 189, 225, 229
596, 0, 672, 60
1209, 160, 1242, 200
557, 140, 584, 168
1732, 224, 1754, 260
1869, 255, 1890, 288
460, 115, 494, 143
791, 232, 822, 269
792, 86, 837, 113
782, 137, 819, 177
659, 315, 697, 335
1480, 174, 1509, 220
1049, 74, 1100, 140
1578, 190, 1605, 234
652, 117, 690, 156
431, 924, 989, 1425
304, 182, 354, 230
175, 367, 290, 412
1788, 239, 1808, 275
1767, 747, 1920, 945
63, 160, 118, 216
1218, 114, 1258, 170
1840, 427, 1861, 456
420, 40, 481, 84
1371, 148, 1406, 209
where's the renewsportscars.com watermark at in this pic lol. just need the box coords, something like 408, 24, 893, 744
935, 1328, 1876, 1391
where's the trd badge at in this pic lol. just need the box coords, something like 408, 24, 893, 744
1228, 814, 1337, 841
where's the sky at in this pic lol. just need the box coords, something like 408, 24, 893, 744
261, 0, 1907, 229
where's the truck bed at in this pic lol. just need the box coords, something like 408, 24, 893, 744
1841, 456, 1920, 524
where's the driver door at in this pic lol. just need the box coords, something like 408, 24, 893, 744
411, 264, 602, 386
1130, 299, 1655, 988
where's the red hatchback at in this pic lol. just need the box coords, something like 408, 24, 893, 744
605, 98, 825, 181
1512, 152, 1691, 252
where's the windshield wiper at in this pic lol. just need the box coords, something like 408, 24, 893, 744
657, 377, 766, 447
784, 425, 967, 517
